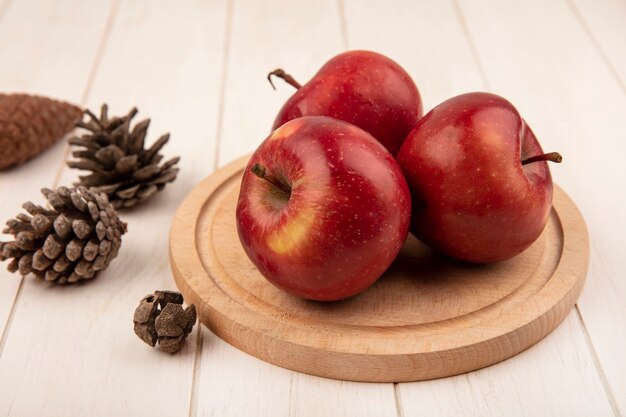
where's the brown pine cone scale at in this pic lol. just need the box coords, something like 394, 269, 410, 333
67, 105, 180, 209
134, 290, 196, 353
0, 93, 82, 169
0, 187, 127, 283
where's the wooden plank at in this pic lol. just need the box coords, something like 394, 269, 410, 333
0, 0, 228, 416
343, 0, 619, 415
399, 313, 615, 417
0, 0, 114, 350
195, 330, 292, 417
216, 0, 346, 166
196, 0, 397, 416
287, 371, 397, 417
568, 0, 626, 88
457, 0, 626, 413
342, 0, 485, 111
198, 330, 398, 417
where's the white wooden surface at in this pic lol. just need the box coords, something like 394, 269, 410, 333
0, 0, 624, 416
0, 0, 114, 350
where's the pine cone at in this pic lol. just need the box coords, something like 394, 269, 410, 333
67, 105, 180, 209
0, 93, 83, 169
0, 187, 127, 283
134, 290, 196, 353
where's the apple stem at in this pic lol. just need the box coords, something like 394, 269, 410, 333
251, 163, 292, 195
267, 69, 302, 90
521, 152, 563, 165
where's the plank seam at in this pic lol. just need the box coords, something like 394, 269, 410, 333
574, 305, 623, 417
188, 3, 235, 414
336, 0, 349, 50
52, 0, 121, 189
287, 375, 294, 417
565, 0, 626, 94
0, 277, 24, 360
393, 384, 405, 417
212, 0, 236, 170
188, 328, 204, 417
451, 0, 491, 91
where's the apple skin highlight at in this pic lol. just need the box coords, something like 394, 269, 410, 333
236, 116, 411, 301
271, 50, 423, 157
397, 92, 554, 263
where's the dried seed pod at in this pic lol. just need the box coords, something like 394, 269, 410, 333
0, 93, 83, 169
67, 105, 180, 209
0, 187, 127, 283
133, 290, 196, 353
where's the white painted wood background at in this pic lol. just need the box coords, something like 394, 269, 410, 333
0, 0, 624, 415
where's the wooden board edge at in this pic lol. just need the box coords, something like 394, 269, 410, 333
169, 158, 590, 382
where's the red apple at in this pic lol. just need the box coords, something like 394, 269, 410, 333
397, 92, 562, 263
269, 50, 423, 156
236, 116, 411, 301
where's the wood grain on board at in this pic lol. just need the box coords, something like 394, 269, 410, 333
171, 156, 589, 382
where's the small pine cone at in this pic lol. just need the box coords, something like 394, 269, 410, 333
67, 104, 180, 210
0, 187, 127, 284
133, 290, 196, 353
0, 93, 83, 169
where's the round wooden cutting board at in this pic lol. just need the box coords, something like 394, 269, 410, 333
169, 155, 589, 382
